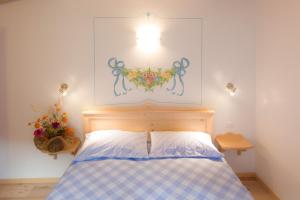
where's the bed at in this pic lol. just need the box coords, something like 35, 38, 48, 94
47, 103, 253, 200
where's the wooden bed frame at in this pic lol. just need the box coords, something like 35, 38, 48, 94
83, 103, 214, 135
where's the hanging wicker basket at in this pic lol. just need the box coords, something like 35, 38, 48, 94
34, 135, 80, 154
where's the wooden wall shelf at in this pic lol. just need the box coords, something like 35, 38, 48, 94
215, 133, 253, 155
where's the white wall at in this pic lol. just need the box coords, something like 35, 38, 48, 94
0, 0, 256, 178
256, 0, 300, 199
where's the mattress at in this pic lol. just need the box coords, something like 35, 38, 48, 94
47, 157, 253, 200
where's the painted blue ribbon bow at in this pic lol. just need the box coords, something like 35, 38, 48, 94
167, 57, 190, 96
108, 57, 128, 96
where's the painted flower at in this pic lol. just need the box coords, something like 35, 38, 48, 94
34, 128, 44, 137
52, 122, 60, 129
160, 71, 172, 80
127, 70, 138, 80
144, 71, 156, 86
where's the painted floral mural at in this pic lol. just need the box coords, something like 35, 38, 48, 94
108, 57, 190, 96
123, 68, 175, 91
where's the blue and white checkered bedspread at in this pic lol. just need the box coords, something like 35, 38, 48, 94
48, 158, 253, 200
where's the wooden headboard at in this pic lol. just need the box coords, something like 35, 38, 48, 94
82, 103, 214, 134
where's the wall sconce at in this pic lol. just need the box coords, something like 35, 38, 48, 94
59, 83, 69, 96
226, 82, 237, 96
136, 13, 160, 53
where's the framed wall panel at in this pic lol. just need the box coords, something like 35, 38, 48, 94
94, 17, 203, 105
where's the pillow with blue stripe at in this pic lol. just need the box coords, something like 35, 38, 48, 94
149, 131, 223, 160
74, 130, 148, 162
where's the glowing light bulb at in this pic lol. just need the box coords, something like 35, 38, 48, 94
226, 83, 237, 96
59, 83, 69, 96
136, 24, 160, 53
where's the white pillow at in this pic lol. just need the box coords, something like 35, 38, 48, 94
149, 131, 222, 159
75, 130, 148, 162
